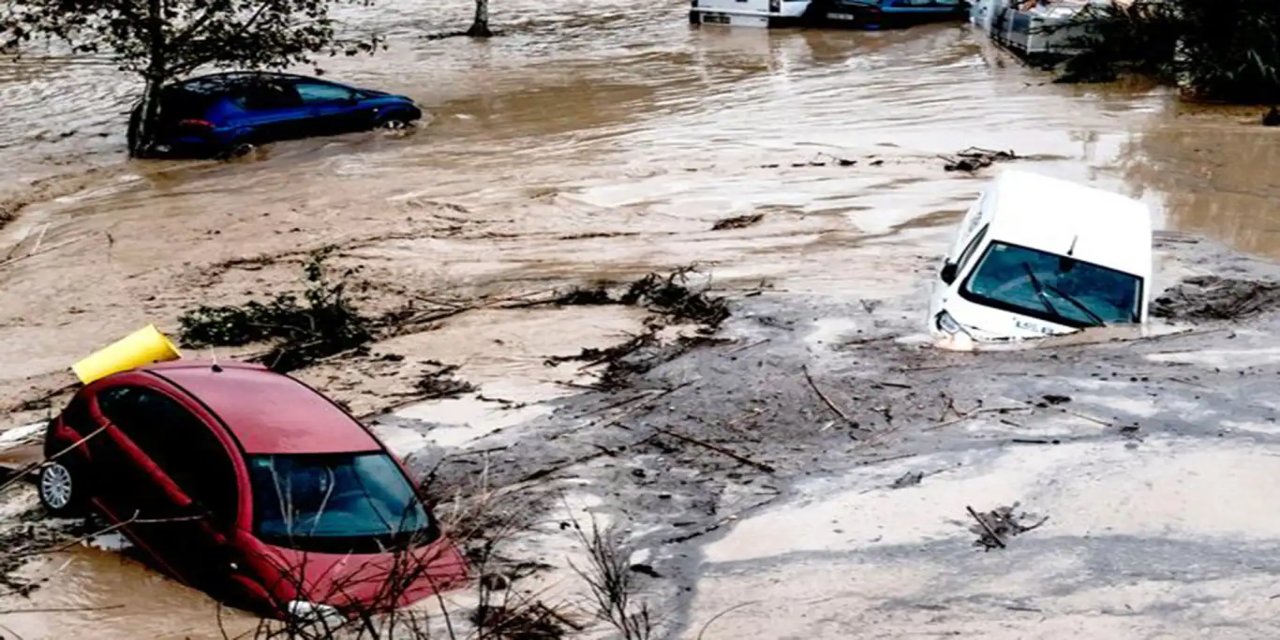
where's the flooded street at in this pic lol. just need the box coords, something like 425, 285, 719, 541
0, 1, 1263, 407
2, 1, 1280, 638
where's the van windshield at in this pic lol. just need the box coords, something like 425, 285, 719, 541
249, 453, 435, 553
961, 242, 1142, 328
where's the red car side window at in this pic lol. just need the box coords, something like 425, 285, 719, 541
98, 386, 239, 528
61, 393, 96, 435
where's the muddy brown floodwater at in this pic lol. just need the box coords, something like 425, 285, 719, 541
2, 0, 1280, 638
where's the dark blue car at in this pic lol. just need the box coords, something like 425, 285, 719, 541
129, 72, 423, 157
816, 0, 969, 29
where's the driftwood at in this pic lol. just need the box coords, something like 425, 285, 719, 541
967, 505, 1007, 549
802, 365, 860, 434
967, 504, 1049, 551
924, 405, 1032, 431
652, 427, 775, 474
697, 602, 761, 640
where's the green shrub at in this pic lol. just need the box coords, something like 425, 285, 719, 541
1065, 0, 1280, 102
179, 250, 373, 372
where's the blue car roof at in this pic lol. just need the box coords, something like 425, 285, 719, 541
174, 72, 352, 94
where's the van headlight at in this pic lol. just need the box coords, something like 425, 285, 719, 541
287, 600, 343, 625
935, 311, 969, 336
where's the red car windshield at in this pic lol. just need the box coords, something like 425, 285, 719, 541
249, 453, 434, 553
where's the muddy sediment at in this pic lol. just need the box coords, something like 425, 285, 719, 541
1153, 275, 1280, 321
4, 236, 1280, 639
393, 234, 1280, 638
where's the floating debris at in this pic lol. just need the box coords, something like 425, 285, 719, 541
629, 563, 661, 578
941, 147, 1019, 173
712, 213, 765, 231
890, 470, 924, 489
417, 362, 477, 400
1152, 276, 1280, 321
967, 503, 1048, 551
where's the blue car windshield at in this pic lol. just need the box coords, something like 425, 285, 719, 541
961, 242, 1143, 328
249, 453, 434, 552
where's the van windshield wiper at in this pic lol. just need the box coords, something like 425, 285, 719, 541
1043, 283, 1106, 327
1021, 262, 1063, 319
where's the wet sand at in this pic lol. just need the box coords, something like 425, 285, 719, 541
2, 0, 1280, 637
691, 439, 1280, 638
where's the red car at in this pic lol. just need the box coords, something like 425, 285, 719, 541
38, 360, 466, 617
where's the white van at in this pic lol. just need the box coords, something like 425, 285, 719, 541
929, 170, 1152, 347
689, 0, 814, 27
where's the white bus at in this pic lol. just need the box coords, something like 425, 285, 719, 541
689, 0, 815, 28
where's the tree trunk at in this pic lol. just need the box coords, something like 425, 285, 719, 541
467, 0, 493, 38
131, 76, 166, 157
130, 0, 167, 157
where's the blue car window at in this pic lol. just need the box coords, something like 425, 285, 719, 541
236, 81, 303, 111
296, 82, 355, 105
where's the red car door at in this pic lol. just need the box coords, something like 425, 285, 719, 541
93, 384, 242, 592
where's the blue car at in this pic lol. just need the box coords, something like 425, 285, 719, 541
816, 0, 970, 29
129, 72, 423, 157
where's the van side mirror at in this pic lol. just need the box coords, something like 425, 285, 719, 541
940, 262, 958, 285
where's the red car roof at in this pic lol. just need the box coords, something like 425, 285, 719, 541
144, 361, 381, 455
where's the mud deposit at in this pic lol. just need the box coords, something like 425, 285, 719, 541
4, 0, 1280, 638
1153, 275, 1280, 321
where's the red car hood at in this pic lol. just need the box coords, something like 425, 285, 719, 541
246, 536, 468, 612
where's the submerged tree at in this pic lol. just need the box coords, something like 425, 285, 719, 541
1064, 0, 1280, 102
0, 0, 381, 156
468, 0, 494, 38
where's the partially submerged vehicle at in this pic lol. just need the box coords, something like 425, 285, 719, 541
816, 0, 970, 29
39, 360, 466, 618
129, 72, 423, 157
969, 0, 1103, 59
689, 0, 814, 27
688, 0, 967, 28
929, 170, 1151, 346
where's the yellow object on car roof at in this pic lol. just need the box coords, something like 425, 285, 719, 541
71, 324, 182, 384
